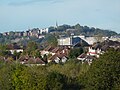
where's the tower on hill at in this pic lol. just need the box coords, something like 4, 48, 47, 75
55, 21, 58, 29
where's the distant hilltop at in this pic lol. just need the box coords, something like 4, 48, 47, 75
2, 23, 119, 37
0, 23, 119, 44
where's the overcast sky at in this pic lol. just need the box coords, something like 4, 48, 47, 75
0, 0, 120, 33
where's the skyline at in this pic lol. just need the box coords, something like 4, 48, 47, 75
0, 0, 120, 33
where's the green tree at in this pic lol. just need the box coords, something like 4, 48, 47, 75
0, 63, 13, 90
0, 44, 11, 57
75, 23, 81, 30
46, 71, 66, 90
25, 41, 38, 55
68, 48, 83, 58
43, 54, 47, 63
45, 34, 58, 47
13, 51, 21, 60
81, 49, 120, 90
31, 49, 41, 58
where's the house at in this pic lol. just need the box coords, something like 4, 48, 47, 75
10, 49, 23, 54
19, 56, 45, 66
87, 46, 103, 58
7, 44, 23, 54
40, 46, 54, 56
35, 57, 45, 65
51, 47, 64, 55
26, 57, 45, 66
41, 46, 70, 56
77, 53, 87, 64
40, 28, 49, 34
91, 40, 120, 51
48, 53, 68, 63
85, 55, 95, 65
77, 53, 96, 65
19, 55, 29, 64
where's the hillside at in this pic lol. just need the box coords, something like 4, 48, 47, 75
49, 24, 118, 36
0, 23, 119, 44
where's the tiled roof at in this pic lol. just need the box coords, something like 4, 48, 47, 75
19, 56, 45, 64
19, 55, 29, 61
27, 57, 36, 64
86, 55, 95, 60
51, 47, 62, 53
7, 44, 21, 50
77, 53, 87, 58
35, 57, 45, 64
48, 53, 68, 61
44, 46, 54, 51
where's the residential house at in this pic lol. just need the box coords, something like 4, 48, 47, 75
77, 53, 96, 65
77, 53, 87, 64
87, 46, 102, 58
40, 28, 49, 34
85, 55, 95, 65
40, 46, 54, 56
7, 44, 23, 54
19, 56, 45, 66
48, 53, 68, 63
51, 47, 63, 55
19, 55, 29, 64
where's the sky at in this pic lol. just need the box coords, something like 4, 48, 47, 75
0, 0, 120, 33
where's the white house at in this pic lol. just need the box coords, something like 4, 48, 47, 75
48, 53, 68, 63
40, 28, 49, 34
77, 53, 95, 65
10, 49, 23, 54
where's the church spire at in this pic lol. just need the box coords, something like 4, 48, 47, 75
55, 21, 58, 28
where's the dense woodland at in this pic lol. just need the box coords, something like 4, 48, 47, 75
0, 48, 120, 90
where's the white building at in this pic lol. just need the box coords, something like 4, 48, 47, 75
58, 37, 71, 46
40, 28, 49, 34
10, 49, 23, 54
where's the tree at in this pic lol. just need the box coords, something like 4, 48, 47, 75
45, 34, 58, 47
31, 49, 42, 58
25, 41, 38, 55
75, 23, 81, 30
0, 44, 11, 57
13, 51, 21, 60
43, 54, 48, 63
46, 71, 66, 90
81, 49, 120, 90
68, 48, 83, 58
0, 63, 13, 90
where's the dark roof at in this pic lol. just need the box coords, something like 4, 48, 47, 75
86, 55, 95, 60
19, 55, 29, 61
27, 57, 36, 64
92, 40, 120, 51
77, 53, 87, 58
92, 43, 102, 50
51, 47, 62, 53
48, 54, 57, 61
73, 40, 89, 47
49, 53, 68, 61
101, 45, 109, 51
35, 58, 45, 64
44, 46, 54, 51
24, 57, 45, 64
7, 44, 21, 50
